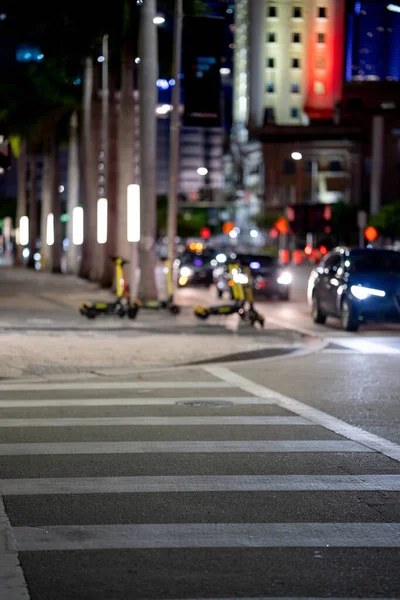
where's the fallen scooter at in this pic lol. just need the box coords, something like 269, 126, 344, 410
79, 256, 140, 320
194, 263, 264, 327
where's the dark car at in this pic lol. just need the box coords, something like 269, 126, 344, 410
308, 247, 400, 331
214, 253, 292, 300
176, 249, 217, 288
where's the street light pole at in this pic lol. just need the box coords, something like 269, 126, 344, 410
166, 0, 183, 303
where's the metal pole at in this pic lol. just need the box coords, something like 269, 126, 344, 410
166, 0, 183, 303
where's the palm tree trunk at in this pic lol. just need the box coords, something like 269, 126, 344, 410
117, 22, 137, 292
27, 154, 38, 269
51, 141, 62, 273
40, 137, 53, 271
79, 57, 96, 280
15, 139, 27, 265
100, 76, 118, 288
66, 111, 80, 274
138, 0, 158, 301
93, 35, 109, 283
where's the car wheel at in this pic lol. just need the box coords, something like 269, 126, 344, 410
341, 298, 359, 332
311, 294, 326, 324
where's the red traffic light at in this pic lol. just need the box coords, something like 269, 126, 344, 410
200, 227, 211, 239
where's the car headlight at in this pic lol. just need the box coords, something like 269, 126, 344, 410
277, 271, 292, 285
180, 266, 193, 277
350, 285, 386, 300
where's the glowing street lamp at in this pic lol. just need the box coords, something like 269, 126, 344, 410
197, 167, 208, 176
153, 15, 165, 24
291, 152, 303, 161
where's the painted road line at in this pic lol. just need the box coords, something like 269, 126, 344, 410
14, 522, 400, 551
205, 366, 400, 464
0, 381, 235, 392
160, 598, 398, 600
0, 440, 372, 456
0, 396, 271, 408
0, 416, 311, 428
0, 497, 30, 599
2, 474, 400, 495
330, 338, 400, 355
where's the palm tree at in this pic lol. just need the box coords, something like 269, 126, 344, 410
15, 139, 27, 265
138, 0, 158, 301
117, 0, 138, 291
66, 111, 80, 274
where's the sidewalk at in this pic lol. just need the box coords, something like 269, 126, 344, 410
0, 266, 307, 379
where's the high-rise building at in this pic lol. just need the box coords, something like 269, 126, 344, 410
234, 0, 345, 127
229, 0, 365, 241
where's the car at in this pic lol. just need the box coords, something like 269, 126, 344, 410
214, 253, 292, 301
308, 247, 400, 332
175, 248, 218, 288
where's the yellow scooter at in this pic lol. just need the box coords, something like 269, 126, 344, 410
79, 256, 140, 320
194, 264, 264, 327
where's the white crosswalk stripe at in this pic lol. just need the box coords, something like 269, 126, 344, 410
0, 366, 399, 599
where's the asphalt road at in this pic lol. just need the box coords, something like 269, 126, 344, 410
0, 359, 399, 599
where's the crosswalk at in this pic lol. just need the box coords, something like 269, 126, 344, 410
0, 366, 399, 599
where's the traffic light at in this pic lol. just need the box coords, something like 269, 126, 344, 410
287, 204, 331, 234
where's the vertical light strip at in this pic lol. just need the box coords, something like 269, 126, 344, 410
72, 207, 84, 245
127, 184, 140, 242
97, 198, 108, 244
19, 216, 29, 246
46, 213, 54, 246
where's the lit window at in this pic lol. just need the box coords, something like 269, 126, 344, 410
317, 33, 325, 43
291, 107, 299, 118
292, 32, 301, 43
268, 6, 277, 17
317, 57, 325, 68
291, 82, 300, 93
267, 57, 275, 68
314, 81, 325, 95
318, 7, 327, 18
268, 32, 276, 43
292, 58, 300, 68
267, 82, 275, 93
293, 6, 302, 18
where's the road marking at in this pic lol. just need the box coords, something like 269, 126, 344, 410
330, 338, 400, 355
0, 380, 234, 392
0, 497, 30, 599
158, 598, 397, 600
205, 366, 400, 463
0, 416, 311, 428
0, 396, 271, 408
13, 522, 400, 551
2, 474, 400, 495
0, 440, 371, 456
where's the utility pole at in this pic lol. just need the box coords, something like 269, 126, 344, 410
166, 0, 183, 303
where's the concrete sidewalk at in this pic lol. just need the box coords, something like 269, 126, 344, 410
0, 266, 307, 379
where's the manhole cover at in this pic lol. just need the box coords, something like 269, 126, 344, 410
176, 400, 234, 407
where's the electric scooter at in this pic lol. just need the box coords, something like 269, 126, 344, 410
79, 256, 140, 320
194, 264, 264, 327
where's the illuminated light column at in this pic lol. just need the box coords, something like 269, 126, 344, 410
46, 213, 54, 246
19, 216, 29, 246
248, 0, 264, 127
97, 198, 108, 244
72, 207, 84, 246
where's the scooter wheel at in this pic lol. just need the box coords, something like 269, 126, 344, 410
169, 305, 180, 315
86, 307, 96, 319
117, 307, 125, 318
128, 306, 139, 320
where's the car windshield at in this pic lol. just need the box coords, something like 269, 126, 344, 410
179, 251, 216, 266
237, 255, 277, 268
350, 251, 400, 274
